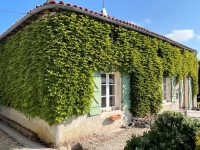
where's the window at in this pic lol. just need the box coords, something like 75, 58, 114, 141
101, 73, 115, 108
157, 48, 163, 58
90, 71, 131, 115
109, 32, 117, 43
162, 78, 167, 102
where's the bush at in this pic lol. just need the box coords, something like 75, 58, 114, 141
125, 111, 200, 150
124, 135, 143, 150
196, 132, 200, 150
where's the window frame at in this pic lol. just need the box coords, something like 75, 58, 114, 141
101, 73, 116, 110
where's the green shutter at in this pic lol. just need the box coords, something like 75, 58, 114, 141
122, 73, 131, 110
90, 71, 101, 116
188, 77, 192, 109
171, 77, 176, 102
179, 80, 184, 106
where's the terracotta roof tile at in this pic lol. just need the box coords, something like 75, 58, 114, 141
58, 1, 64, 4
73, 5, 77, 8
49, 1, 56, 4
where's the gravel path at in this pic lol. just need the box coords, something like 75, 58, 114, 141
0, 128, 23, 150
75, 127, 149, 150
94, 128, 149, 150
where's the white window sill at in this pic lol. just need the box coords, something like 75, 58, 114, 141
101, 107, 119, 113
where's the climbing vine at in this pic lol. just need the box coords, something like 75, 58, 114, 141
0, 11, 198, 124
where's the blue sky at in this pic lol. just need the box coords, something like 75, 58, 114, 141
0, 0, 200, 58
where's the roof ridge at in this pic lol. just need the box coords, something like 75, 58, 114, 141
0, 0, 197, 53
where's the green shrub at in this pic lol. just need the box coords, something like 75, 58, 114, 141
196, 132, 200, 150
125, 111, 200, 150
124, 135, 143, 150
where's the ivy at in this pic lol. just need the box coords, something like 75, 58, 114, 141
0, 11, 198, 124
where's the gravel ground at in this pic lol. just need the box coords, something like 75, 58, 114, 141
94, 127, 149, 150
0, 128, 23, 150
74, 127, 149, 150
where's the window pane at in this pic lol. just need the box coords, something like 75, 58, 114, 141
109, 74, 115, 84
109, 96, 115, 107
109, 85, 115, 95
101, 74, 106, 84
101, 85, 106, 96
101, 97, 106, 108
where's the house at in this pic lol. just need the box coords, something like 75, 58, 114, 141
0, 1, 198, 145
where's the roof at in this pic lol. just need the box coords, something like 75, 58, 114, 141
0, 0, 197, 53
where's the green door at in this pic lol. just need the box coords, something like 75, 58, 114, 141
171, 77, 176, 102
188, 77, 192, 109
90, 71, 101, 116
122, 73, 131, 110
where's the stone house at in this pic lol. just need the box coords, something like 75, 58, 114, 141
0, 1, 198, 145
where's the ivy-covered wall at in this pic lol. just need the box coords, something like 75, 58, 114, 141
0, 11, 198, 125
